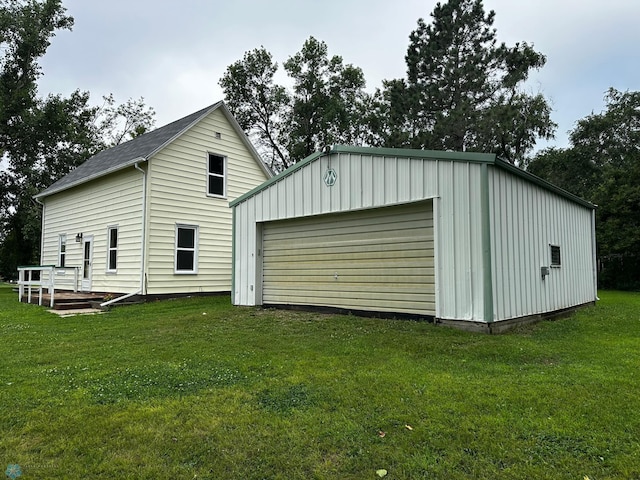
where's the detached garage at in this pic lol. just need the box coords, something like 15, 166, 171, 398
231, 146, 597, 332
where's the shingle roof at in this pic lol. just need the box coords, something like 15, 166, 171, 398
36, 101, 226, 199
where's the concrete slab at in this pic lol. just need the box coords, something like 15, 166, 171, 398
48, 308, 104, 317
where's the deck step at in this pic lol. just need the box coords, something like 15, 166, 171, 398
53, 301, 93, 310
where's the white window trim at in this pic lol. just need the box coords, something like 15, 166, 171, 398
106, 226, 118, 273
175, 224, 199, 274
206, 152, 227, 199
58, 234, 67, 268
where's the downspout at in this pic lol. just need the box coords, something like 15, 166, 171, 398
100, 161, 147, 308
35, 197, 45, 265
480, 163, 495, 324
134, 161, 148, 295
591, 208, 599, 301
231, 206, 236, 305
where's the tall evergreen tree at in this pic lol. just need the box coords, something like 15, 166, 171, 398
378, 0, 555, 164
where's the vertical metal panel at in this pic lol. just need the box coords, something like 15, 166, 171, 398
489, 167, 595, 320
372, 156, 385, 207
361, 155, 374, 208
435, 161, 485, 321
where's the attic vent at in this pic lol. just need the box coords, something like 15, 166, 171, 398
215, 132, 221, 139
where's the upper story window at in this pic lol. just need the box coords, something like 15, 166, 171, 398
207, 153, 226, 197
550, 245, 561, 267
58, 234, 66, 267
175, 224, 198, 274
107, 226, 118, 272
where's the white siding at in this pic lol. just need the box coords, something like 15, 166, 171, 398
489, 167, 595, 320
233, 152, 488, 321
41, 169, 143, 293
146, 108, 268, 294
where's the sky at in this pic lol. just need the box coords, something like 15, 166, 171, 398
37, 0, 640, 153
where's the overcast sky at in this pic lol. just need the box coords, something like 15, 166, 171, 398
37, 0, 640, 153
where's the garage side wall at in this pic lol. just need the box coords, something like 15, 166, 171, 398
489, 167, 596, 321
233, 152, 488, 321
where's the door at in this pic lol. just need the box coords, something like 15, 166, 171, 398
262, 201, 435, 316
81, 235, 93, 292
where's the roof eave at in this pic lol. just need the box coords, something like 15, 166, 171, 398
217, 103, 273, 179
494, 157, 596, 209
230, 145, 495, 207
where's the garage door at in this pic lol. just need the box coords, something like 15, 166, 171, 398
262, 201, 435, 316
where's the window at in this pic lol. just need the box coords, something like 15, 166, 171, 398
107, 226, 118, 272
550, 245, 561, 267
58, 234, 66, 267
175, 225, 198, 273
207, 153, 226, 197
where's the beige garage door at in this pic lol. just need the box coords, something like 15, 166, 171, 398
262, 201, 435, 316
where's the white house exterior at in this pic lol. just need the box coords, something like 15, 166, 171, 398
231, 146, 597, 332
35, 102, 270, 297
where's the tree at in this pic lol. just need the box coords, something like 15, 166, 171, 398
377, 0, 555, 164
283, 37, 369, 162
0, 0, 156, 279
95, 94, 156, 147
219, 47, 290, 171
0, 0, 74, 148
527, 88, 640, 289
0, 0, 79, 277
220, 37, 371, 171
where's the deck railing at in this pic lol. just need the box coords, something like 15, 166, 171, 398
17, 266, 79, 307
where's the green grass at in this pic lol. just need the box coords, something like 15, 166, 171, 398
1, 284, 639, 479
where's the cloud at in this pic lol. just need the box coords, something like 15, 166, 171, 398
34, 0, 640, 150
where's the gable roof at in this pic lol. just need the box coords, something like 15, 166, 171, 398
230, 145, 595, 210
36, 101, 270, 199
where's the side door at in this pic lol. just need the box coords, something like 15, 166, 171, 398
81, 235, 94, 292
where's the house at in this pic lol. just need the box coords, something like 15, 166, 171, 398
34, 101, 271, 299
230, 145, 597, 332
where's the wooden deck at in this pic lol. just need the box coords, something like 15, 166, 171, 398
20, 290, 107, 310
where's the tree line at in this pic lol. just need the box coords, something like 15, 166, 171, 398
1, 0, 638, 289
0, 0, 155, 279
220, 0, 554, 172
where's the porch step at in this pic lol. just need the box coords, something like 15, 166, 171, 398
53, 300, 94, 310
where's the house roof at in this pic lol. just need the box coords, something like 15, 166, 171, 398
36, 101, 270, 199
230, 145, 595, 210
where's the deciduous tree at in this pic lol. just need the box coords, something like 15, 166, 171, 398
0, 0, 156, 279
527, 88, 640, 289
220, 37, 371, 171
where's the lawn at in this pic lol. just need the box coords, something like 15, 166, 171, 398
0, 285, 639, 479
